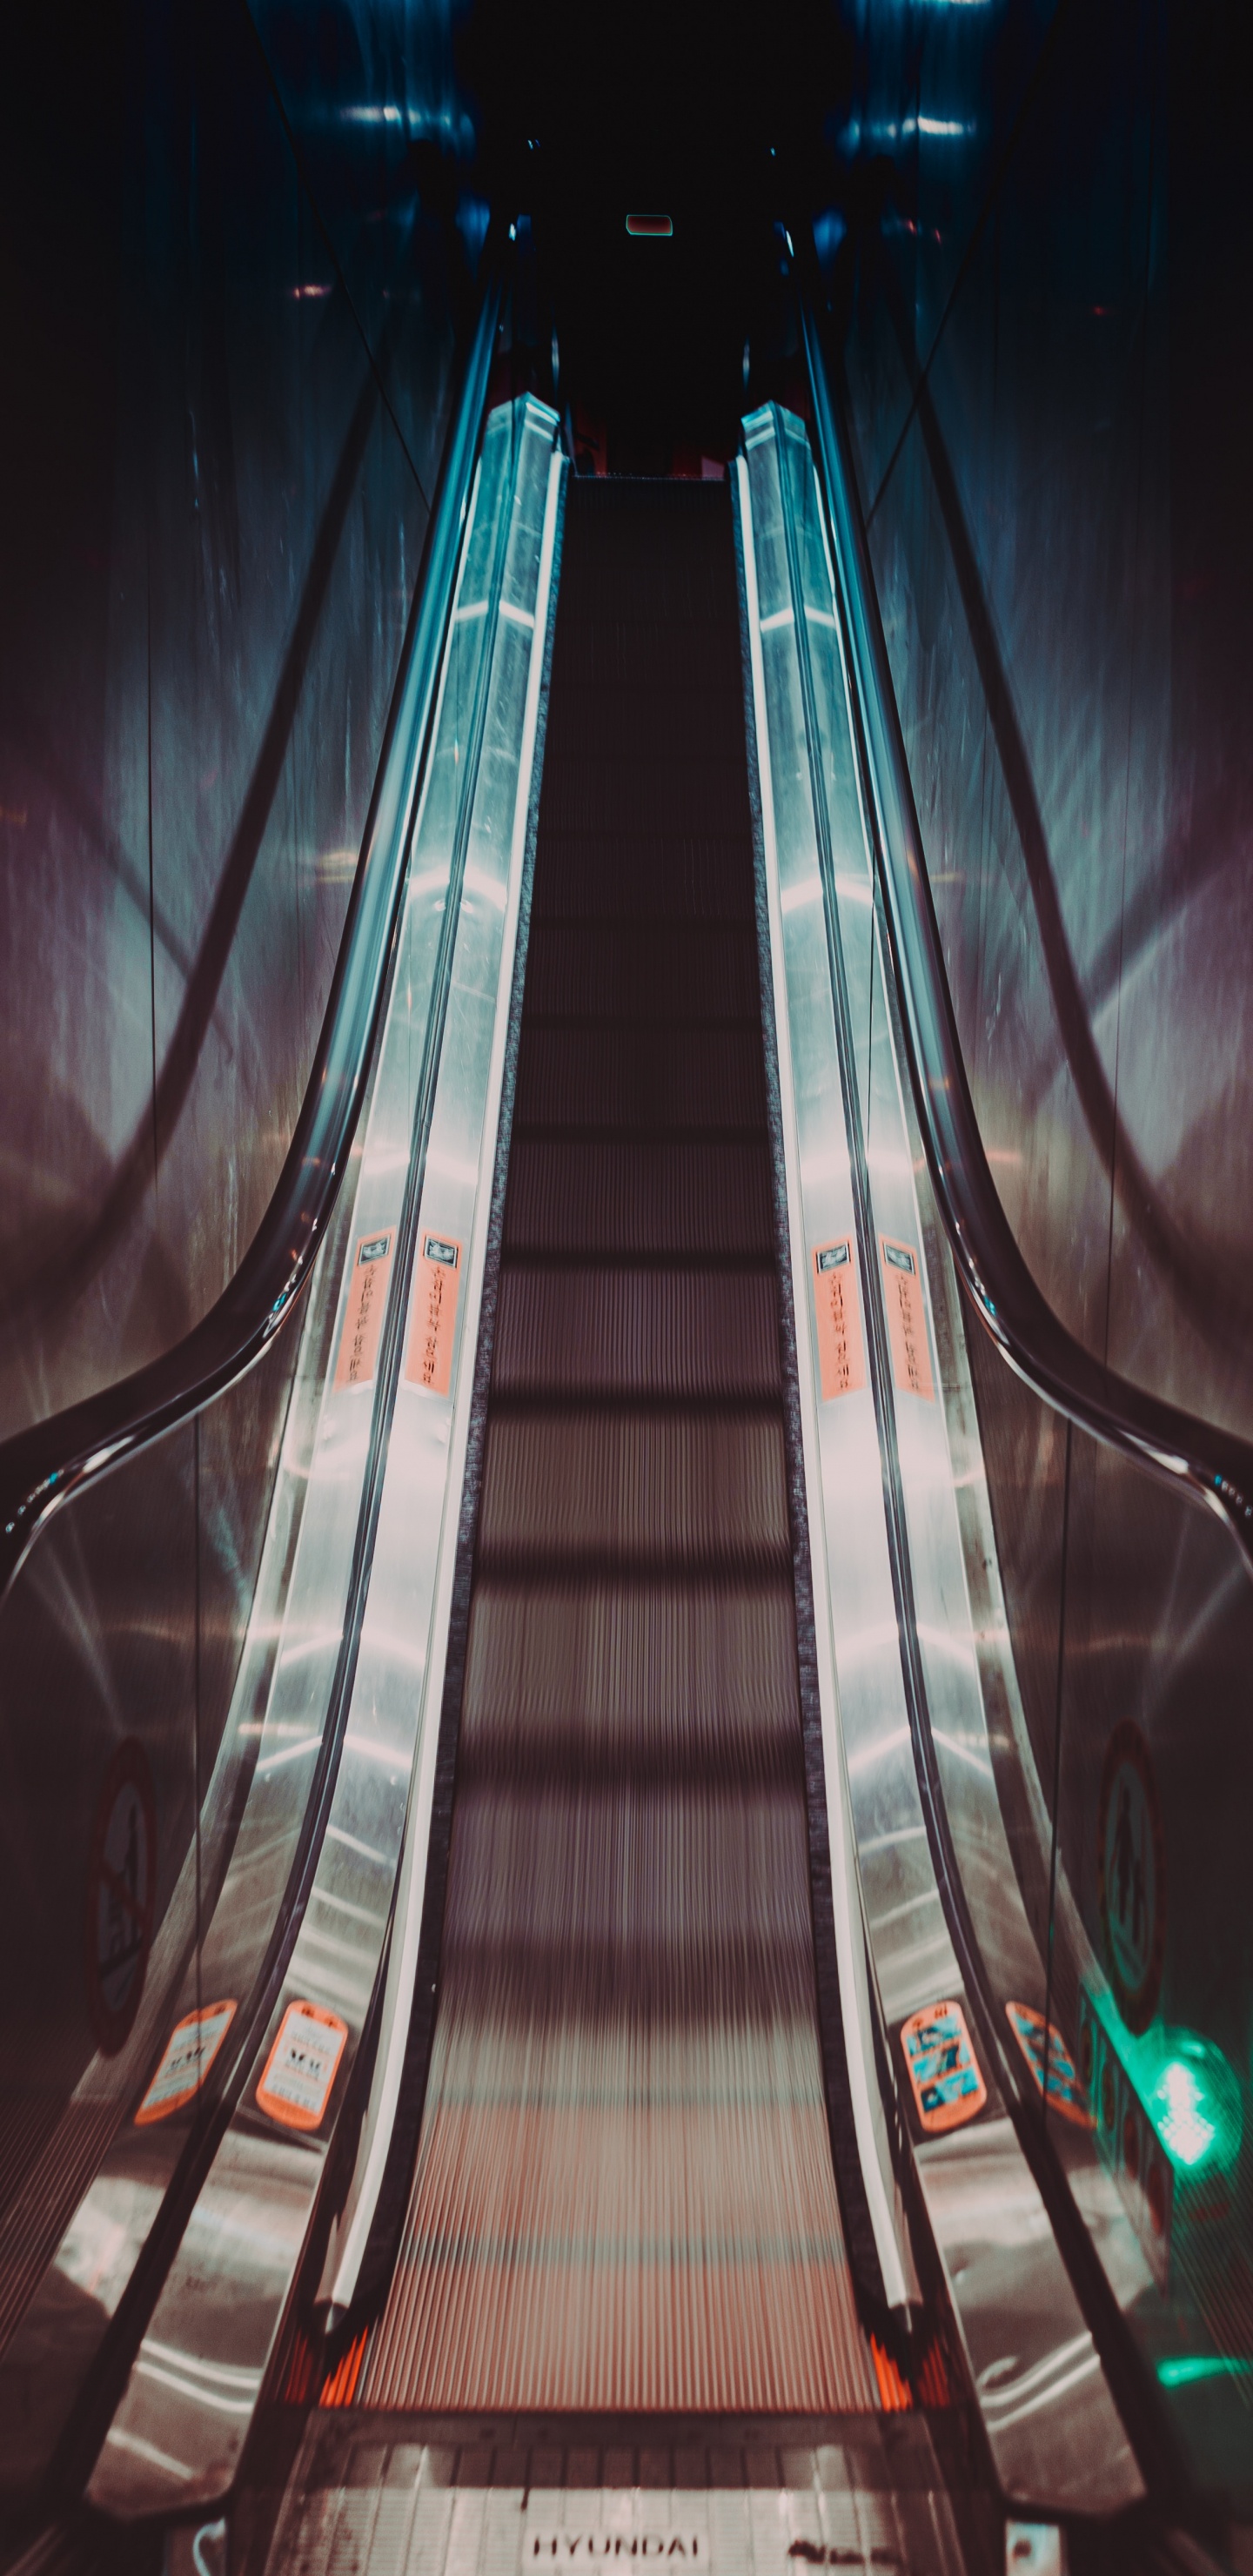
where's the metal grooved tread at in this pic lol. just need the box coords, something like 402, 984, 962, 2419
363, 480, 874, 2415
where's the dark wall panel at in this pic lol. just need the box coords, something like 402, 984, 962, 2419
838, 0, 1253, 1439
0, 0, 468, 1439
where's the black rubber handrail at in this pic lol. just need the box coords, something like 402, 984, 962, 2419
800, 296, 1253, 1577
0, 258, 504, 1604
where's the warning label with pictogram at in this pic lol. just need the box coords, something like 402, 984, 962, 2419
136, 1999, 237, 2125
880, 1237, 935, 1402
334, 1229, 396, 1390
256, 1999, 348, 2132
900, 1998, 987, 2134
1005, 2001, 1092, 2128
84, 1741, 157, 2056
813, 1238, 865, 1400
1097, 1721, 1166, 2034
405, 1232, 462, 1395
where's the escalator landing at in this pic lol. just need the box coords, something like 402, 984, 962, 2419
252, 2409, 988, 2576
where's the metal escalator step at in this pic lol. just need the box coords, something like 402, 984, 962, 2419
535, 761, 753, 842
519, 922, 761, 1021
502, 1141, 774, 1259
550, 620, 741, 687
491, 1266, 781, 1400
555, 561, 741, 621
365, 2090, 869, 2413
514, 1025, 767, 1131
438, 1780, 815, 1979
530, 833, 756, 922
545, 692, 747, 768
476, 1408, 791, 1570
459, 1575, 802, 1757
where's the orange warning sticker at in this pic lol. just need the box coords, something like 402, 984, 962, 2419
880, 1236, 935, 1402
136, 2000, 237, 2125
900, 1998, 987, 2135
334, 1229, 396, 1390
813, 1238, 866, 1399
256, 1999, 348, 2133
1006, 2001, 1093, 2129
405, 1231, 462, 1395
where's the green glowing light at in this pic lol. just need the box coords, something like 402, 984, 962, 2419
1153, 2059, 1216, 2167
1083, 1990, 1243, 2181
1142, 2032, 1242, 2175
1157, 2356, 1253, 2390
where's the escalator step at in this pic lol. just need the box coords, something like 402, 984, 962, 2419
503, 1139, 775, 1259
533, 833, 755, 922
515, 1024, 767, 1131
520, 920, 761, 1019
492, 1265, 781, 1399
459, 1573, 805, 1764
477, 1407, 791, 1570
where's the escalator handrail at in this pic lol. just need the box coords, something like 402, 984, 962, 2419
0, 258, 504, 1604
801, 293, 1253, 1578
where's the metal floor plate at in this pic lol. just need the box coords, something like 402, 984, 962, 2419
255, 2415, 988, 2576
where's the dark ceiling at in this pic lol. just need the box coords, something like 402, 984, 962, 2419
458, 0, 854, 461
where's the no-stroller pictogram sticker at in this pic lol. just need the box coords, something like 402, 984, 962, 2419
136, 2000, 237, 2125
1097, 1720, 1166, 2034
257, 1999, 348, 2132
899, 1997, 987, 2134
84, 1739, 157, 2054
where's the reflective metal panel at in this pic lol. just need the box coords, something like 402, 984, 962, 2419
841, 1, 1253, 1453
0, 0, 459, 1438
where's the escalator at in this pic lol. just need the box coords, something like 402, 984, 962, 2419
231, 465, 984, 2573
362, 474, 873, 2415
3, 231, 1252, 2576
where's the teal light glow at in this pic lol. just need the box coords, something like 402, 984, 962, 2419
1157, 2356, 1253, 2390
1082, 1989, 1243, 2180
1153, 2059, 1216, 2167
1142, 2031, 1242, 2176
